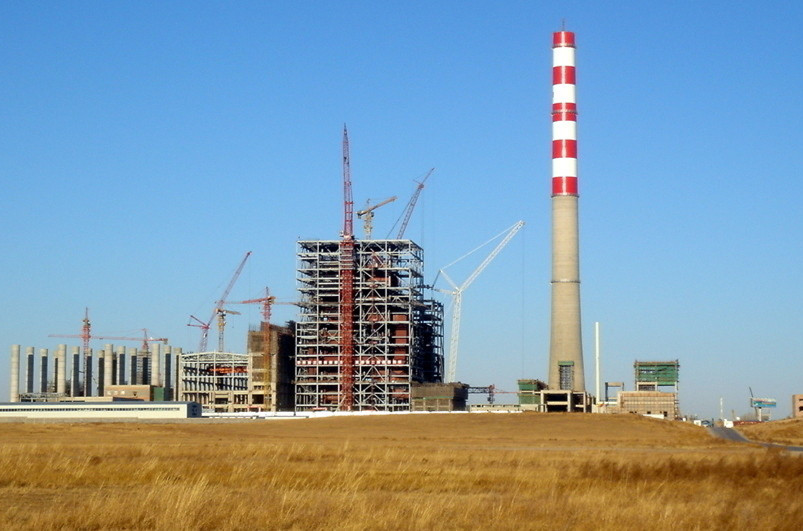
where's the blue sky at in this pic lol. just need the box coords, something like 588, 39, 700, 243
2, 2, 801, 419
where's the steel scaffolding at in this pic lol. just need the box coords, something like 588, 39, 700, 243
295, 239, 443, 411
178, 351, 250, 412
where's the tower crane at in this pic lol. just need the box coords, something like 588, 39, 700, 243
215, 308, 240, 353
227, 287, 299, 384
50, 308, 168, 355
391, 168, 433, 239
339, 125, 356, 410
188, 250, 252, 352
226, 287, 298, 326
356, 196, 397, 239
434, 220, 525, 383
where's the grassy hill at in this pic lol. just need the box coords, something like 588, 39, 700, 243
738, 418, 803, 446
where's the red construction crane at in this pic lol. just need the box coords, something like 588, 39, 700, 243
339, 125, 356, 410
226, 287, 297, 326
395, 168, 433, 239
188, 250, 252, 352
49, 308, 168, 354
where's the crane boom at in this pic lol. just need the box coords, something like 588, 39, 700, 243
357, 195, 397, 239
396, 168, 433, 239
438, 220, 525, 382
188, 250, 252, 352
50, 310, 167, 354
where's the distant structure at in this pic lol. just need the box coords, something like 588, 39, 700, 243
294, 128, 443, 412
615, 360, 680, 419
8, 343, 181, 403
177, 323, 294, 413
548, 28, 585, 392
295, 239, 443, 411
793, 394, 803, 419
0, 401, 201, 419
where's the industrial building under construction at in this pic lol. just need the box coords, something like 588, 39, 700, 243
295, 239, 443, 411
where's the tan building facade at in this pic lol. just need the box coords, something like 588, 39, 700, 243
793, 394, 803, 419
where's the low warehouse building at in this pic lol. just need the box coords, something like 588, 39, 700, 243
0, 401, 202, 420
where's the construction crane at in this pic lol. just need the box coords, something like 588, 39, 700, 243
227, 287, 299, 394
188, 251, 252, 352
391, 168, 434, 239
339, 125, 356, 410
435, 220, 525, 383
215, 308, 240, 353
226, 287, 297, 326
356, 196, 397, 239
49, 308, 168, 355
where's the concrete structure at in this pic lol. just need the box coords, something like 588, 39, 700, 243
517, 379, 547, 407
71, 346, 81, 396
792, 395, 803, 419
151, 343, 161, 387
0, 401, 202, 420
9, 345, 20, 402
246, 322, 294, 411
179, 351, 249, 412
605, 361, 679, 418
102, 344, 113, 396
105, 384, 160, 401
9, 343, 180, 402
177, 324, 294, 413
617, 391, 678, 419
25, 347, 34, 394
39, 348, 48, 392
538, 390, 592, 412
548, 29, 585, 392
411, 383, 468, 412
295, 239, 444, 412
56, 344, 67, 395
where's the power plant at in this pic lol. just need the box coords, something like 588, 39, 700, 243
5, 28, 692, 421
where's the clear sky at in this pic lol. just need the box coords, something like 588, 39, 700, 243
2, 1, 801, 419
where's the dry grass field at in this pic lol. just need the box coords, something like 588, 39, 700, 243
738, 418, 803, 446
1, 413, 801, 530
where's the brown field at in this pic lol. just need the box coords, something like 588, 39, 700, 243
1, 413, 802, 530
738, 418, 803, 446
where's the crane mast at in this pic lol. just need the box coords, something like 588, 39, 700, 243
357, 195, 397, 239
50, 309, 168, 354
339, 126, 356, 410
437, 220, 525, 382
188, 250, 252, 352
396, 168, 433, 239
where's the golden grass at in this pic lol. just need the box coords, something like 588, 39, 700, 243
1, 413, 801, 530
738, 418, 803, 446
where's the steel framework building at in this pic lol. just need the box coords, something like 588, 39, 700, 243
178, 351, 251, 412
295, 239, 443, 411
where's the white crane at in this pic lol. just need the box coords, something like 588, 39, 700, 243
435, 220, 525, 383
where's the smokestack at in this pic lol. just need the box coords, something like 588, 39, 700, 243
548, 29, 585, 391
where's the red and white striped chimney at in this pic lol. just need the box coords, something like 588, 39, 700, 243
551, 30, 578, 196
548, 29, 585, 392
